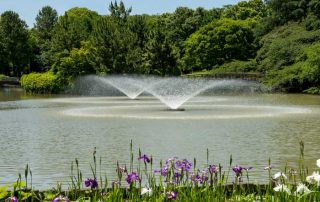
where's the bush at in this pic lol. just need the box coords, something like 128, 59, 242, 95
20, 71, 65, 93
212, 59, 258, 74
256, 23, 320, 73
303, 87, 320, 95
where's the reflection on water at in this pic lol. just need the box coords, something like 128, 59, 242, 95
0, 88, 319, 189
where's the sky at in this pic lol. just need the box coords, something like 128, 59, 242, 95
0, 0, 241, 27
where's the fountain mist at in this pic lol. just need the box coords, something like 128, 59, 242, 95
73, 75, 262, 109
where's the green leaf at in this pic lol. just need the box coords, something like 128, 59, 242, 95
0, 185, 9, 199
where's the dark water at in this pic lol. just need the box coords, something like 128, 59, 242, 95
0, 88, 319, 189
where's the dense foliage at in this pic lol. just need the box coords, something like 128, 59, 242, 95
20, 71, 64, 93
0, 0, 319, 93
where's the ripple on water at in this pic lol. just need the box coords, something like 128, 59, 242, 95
59, 96, 312, 120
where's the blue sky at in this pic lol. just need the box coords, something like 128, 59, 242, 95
0, 0, 241, 27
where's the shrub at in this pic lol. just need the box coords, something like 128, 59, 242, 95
303, 87, 320, 95
20, 71, 65, 94
212, 59, 258, 74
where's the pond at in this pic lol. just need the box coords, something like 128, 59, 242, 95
0, 87, 319, 189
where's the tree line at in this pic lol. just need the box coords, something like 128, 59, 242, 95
0, 0, 319, 93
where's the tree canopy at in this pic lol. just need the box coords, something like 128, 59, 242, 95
0, 0, 319, 93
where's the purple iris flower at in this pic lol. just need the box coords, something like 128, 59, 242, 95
52, 195, 70, 202
154, 166, 168, 177
171, 172, 182, 184
6, 196, 18, 202
191, 174, 204, 183
232, 166, 243, 175
126, 172, 140, 184
175, 159, 192, 171
174, 172, 181, 178
138, 154, 151, 163
84, 178, 98, 189
208, 164, 219, 173
167, 191, 177, 200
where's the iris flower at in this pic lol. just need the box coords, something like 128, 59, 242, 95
264, 165, 273, 170
51, 195, 70, 202
126, 172, 140, 184
166, 191, 177, 200
243, 167, 253, 171
273, 184, 291, 194
5, 196, 18, 202
138, 154, 151, 163
191, 174, 205, 183
232, 166, 243, 175
208, 164, 219, 174
166, 157, 178, 165
154, 166, 168, 177
273, 172, 287, 180
175, 159, 192, 171
295, 183, 311, 195
84, 178, 98, 189
116, 166, 127, 173
306, 171, 320, 185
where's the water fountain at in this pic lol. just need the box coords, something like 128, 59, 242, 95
98, 75, 150, 99
55, 74, 310, 120
145, 77, 255, 110
72, 75, 260, 110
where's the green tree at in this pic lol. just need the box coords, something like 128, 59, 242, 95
0, 38, 7, 75
183, 18, 256, 72
305, 0, 320, 30
109, 0, 132, 23
266, 0, 308, 25
223, 0, 267, 20
255, 23, 320, 91
0, 11, 30, 77
53, 42, 96, 80
51, 7, 99, 53
34, 6, 58, 41
33, 6, 58, 70
127, 15, 149, 49
50, 8, 99, 77
91, 16, 137, 74
143, 18, 179, 76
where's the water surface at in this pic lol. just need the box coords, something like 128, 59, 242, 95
0, 89, 319, 189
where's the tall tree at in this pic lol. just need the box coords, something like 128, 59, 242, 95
33, 6, 58, 70
34, 6, 58, 41
50, 7, 99, 76
51, 7, 99, 53
109, 0, 132, 23
0, 11, 30, 76
143, 18, 179, 76
91, 16, 138, 74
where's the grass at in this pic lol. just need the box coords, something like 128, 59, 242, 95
1, 141, 320, 201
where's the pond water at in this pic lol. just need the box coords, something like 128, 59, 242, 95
0, 88, 319, 189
